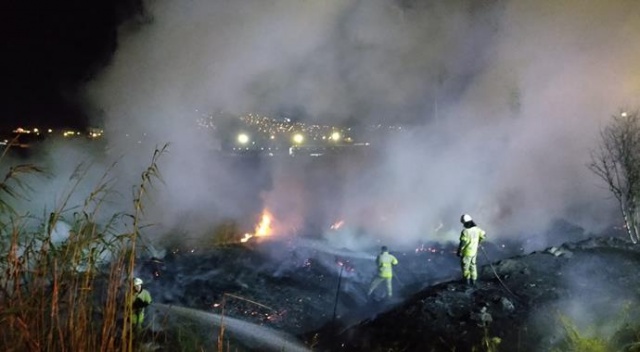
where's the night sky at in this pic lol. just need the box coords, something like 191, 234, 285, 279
2, 0, 144, 130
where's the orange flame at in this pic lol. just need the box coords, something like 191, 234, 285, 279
241, 210, 274, 242
255, 211, 273, 237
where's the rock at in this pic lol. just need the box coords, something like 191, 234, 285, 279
472, 306, 493, 327
546, 246, 573, 258
499, 297, 514, 312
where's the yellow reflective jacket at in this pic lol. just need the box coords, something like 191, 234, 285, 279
459, 226, 486, 257
376, 251, 398, 278
131, 289, 152, 321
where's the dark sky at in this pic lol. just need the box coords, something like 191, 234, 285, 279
1, 0, 144, 130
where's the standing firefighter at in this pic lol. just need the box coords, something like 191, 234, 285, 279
367, 246, 399, 299
130, 277, 152, 330
457, 214, 486, 286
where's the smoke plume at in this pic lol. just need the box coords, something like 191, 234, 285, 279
79, 0, 640, 251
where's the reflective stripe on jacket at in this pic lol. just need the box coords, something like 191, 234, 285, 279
459, 226, 486, 257
376, 252, 398, 278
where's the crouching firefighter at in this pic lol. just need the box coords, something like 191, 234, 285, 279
368, 246, 399, 299
457, 214, 486, 286
130, 277, 152, 331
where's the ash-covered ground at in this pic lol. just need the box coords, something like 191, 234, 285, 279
141, 236, 482, 335
130, 220, 639, 351
316, 235, 640, 352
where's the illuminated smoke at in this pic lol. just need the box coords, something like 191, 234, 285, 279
81, 0, 640, 250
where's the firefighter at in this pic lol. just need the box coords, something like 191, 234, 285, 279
130, 277, 152, 330
367, 246, 399, 298
457, 214, 486, 286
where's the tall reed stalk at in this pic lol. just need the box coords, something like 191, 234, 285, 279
0, 143, 167, 352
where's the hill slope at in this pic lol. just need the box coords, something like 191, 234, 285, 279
312, 237, 640, 351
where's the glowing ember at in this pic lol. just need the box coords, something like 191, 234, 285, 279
241, 210, 274, 242
415, 244, 444, 254
330, 220, 344, 230
335, 258, 356, 272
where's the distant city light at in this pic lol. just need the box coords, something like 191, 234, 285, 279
0, 110, 383, 154
292, 133, 304, 144
237, 133, 250, 144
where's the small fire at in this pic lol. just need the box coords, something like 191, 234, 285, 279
241, 210, 274, 243
335, 258, 356, 272
330, 220, 345, 230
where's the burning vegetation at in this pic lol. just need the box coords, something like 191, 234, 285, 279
3, 110, 640, 351
241, 209, 275, 243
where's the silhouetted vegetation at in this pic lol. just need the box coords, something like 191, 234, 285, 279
590, 110, 640, 243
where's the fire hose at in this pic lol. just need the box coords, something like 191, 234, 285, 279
480, 245, 518, 298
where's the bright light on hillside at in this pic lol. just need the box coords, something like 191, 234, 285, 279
292, 133, 304, 144
237, 133, 250, 144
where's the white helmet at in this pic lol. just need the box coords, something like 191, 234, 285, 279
460, 214, 473, 223
133, 278, 143, 286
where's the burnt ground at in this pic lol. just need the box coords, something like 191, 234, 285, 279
141, 236, 475, 336
138, 234, 640, 351
313, 236, 640, 352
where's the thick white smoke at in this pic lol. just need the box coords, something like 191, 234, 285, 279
81, 0, 640, 251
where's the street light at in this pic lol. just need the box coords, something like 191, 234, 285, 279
292, 133, 304, 144
237, 133, 250, 145
330, 131, 341, 141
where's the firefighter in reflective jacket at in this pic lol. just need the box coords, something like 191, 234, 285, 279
457, 214, 486, 286
130, 277, 152, 330
367, 246, 399, 298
